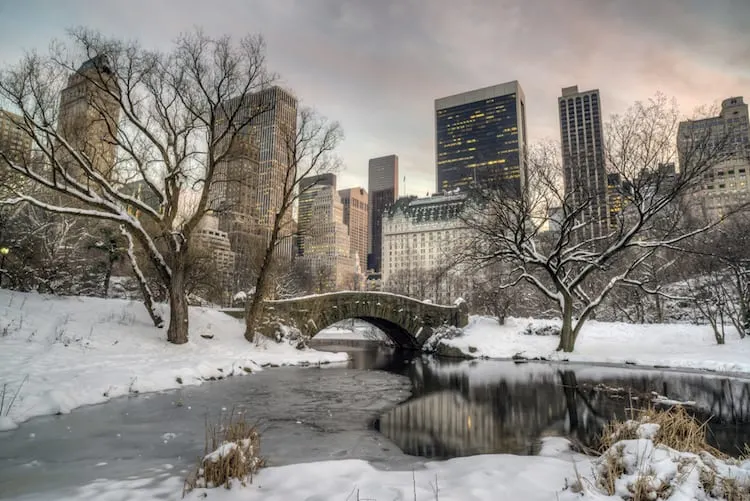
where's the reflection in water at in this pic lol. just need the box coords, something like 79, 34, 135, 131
376, 358, 750, 459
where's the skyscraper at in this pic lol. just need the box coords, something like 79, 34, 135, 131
338, 187, 369, 274
368, 154, 399, 272
57, 56, 121, 182
297, 173, 356, 291
558, 85, 608, 240
435, 81, 527, 194
297, 173, 337, 256
0, 110, 32, 167
207, 85, 298, 290
678, 97, 750, 219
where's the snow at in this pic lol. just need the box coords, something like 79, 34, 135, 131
0, 290, 348, 429
11, 444, 592, 501
204, 442, 240, 463
269, 290, 458, 308
436, 315, 750, 374
636, 423, 660, 439
576, 438, 750, 500
8, 434, 748, 501
0, 416, 17, 431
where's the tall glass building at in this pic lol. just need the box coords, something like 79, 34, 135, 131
435, 81, 527, 195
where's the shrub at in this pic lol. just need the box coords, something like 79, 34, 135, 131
599, 405, 723, 458
184, 411, 265, 493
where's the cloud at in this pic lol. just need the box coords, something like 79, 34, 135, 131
0, 0, 748, 195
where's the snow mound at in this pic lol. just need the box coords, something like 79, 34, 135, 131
578, 438, 750, 500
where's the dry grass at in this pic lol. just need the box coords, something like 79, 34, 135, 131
596, 444, 626, 495
599, 405, 726, 458
183, 410, 265, 494
594, 405, 750, 500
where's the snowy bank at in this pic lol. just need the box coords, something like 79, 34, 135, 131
430, 316, 750, 374
0, 290, 348, 430
12, 434, 749, 500
14, 438, 591, 501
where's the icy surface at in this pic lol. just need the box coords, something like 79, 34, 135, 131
0, 365, 413, 499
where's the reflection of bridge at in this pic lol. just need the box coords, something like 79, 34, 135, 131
240, 292, 469, 349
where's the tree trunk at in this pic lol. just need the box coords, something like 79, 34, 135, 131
246, 253, 272, 342
557, 296, 575, 352
167, 255, 189, 345
102, 259, 113, 298
655, 293, 663, 324
245, 223, 282, 343
122, 227, 164, 329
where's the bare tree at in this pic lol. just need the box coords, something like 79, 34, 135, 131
685, 264, 737, 345
0, 28, 274, 343
461, 95, 735, 352
244, 109, 342, 341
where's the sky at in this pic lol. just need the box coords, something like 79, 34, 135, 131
0, 0, 749, 197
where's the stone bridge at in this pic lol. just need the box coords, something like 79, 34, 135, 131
242, 292, 469, 349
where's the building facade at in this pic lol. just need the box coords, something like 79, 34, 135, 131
678, 97, 750, 220
57, 56, 121, 182
297, 174, 356, 291
297, 173, 337, 256
338, 186, 369, 274
191, 213, 236, 305
0, 110, 32, 168
381, 192, 469, 303
558, 85, 608, 240
368, 154, 399, 273
435, 81, 527, 194
207, 86, 298, 291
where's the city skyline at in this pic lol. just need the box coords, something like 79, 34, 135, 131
0, 0, 748, 196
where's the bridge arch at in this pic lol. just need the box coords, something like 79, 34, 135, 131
251, 291, 468, 349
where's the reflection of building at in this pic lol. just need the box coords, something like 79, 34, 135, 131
297, 174, 356, 291
0, 110, 32, 167
435, 81, 527, 194
559, 86, 607, 239
378, 390, 562, 457
678, 97, 750, 220
58, 56, 121, 182
381, 192, 468, 302
368, 155, 399, 273
338, 187, 369, 274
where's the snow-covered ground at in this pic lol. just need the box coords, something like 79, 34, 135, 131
0, 290, 348, 431
437, 316, 750, 374
10, 431, 749, 500
9, 437, 592, 501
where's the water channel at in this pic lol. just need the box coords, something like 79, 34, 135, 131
1, 343, 750, 499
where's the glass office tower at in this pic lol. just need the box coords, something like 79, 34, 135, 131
435, 81, 527, 195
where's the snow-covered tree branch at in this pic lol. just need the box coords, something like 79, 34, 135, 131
0, 28, 274, 344
460, 94, 740, 352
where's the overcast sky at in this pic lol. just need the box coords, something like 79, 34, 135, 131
1, 0, 748, 196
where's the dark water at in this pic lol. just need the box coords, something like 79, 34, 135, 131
367, 350, 750, 459
1, 344, 750, 499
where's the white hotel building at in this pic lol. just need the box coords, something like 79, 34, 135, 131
381, 192, 470, 304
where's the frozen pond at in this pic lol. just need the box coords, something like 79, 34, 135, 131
2, 344, 750, 500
